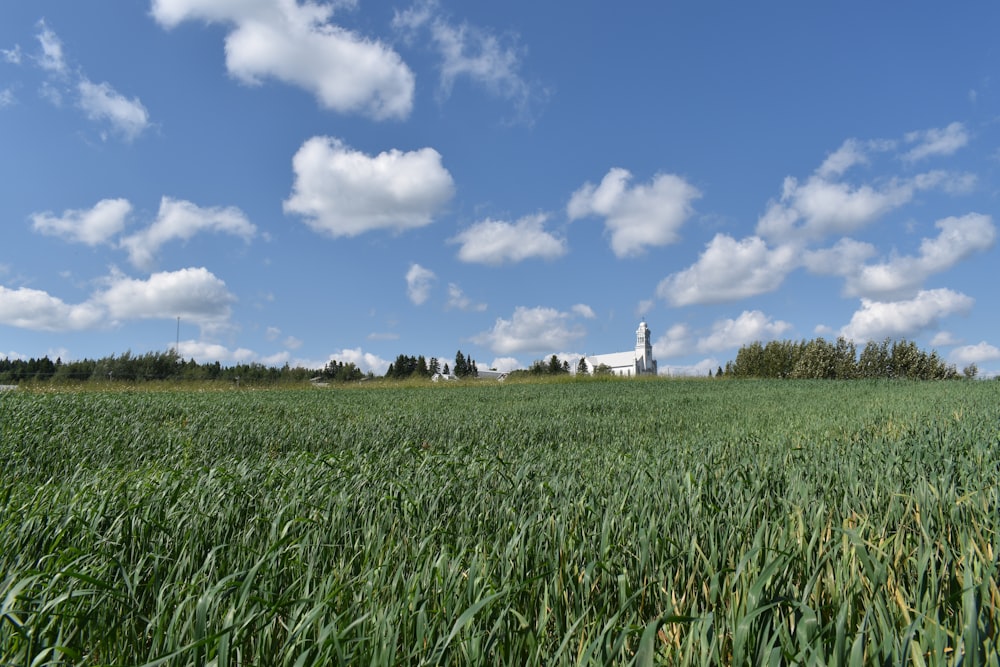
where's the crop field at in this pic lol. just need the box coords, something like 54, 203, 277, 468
1, 379, 999, 665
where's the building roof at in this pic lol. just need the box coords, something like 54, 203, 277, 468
586, 351, 636, 368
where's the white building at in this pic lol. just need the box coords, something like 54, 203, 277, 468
582, 321, 658, 376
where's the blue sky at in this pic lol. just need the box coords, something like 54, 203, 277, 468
2, 1, 999, 377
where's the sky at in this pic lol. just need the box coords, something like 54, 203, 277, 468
2, 2, 1000, 377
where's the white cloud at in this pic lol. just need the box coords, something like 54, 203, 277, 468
152, 0, 414, 119
77, 79, 151, 141
802, 238, 877, 276
450, 213, 565, 265
488, 356, 522, 373
904, 122, 969, 162
572, 303, 596, 319
0, 88, 14, 108
696, 310, 792, 353
327, 347, 389, 375
0, 285, 104, 331
838, 288, 974, 342
757, 175, 919, 242
177, 339, 255, 364
843, 213, 995, 299
473, 306, 586, 354
657, 234, 797, 306
568, 167, 700, 257
2, 45, 22, 65
393, 1, 539, 119
446, 283, 486, 312
121, 197, 256, 269
950, 341, 1000, 367
930, 331, 961, 347
284, 137, 455, 237
96, 267, 236, 325
282, 335, 303, 350
31, 198, 132, 246
35, 21, 67, 75
653, 323, 694, 359
406, 263, 435, 305
758, 127, 974, 243
265, 326, 281, 341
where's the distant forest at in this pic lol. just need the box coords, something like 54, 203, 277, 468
0, 337, 984, 385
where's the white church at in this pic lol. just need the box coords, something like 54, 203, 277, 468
582, 321, 658, 376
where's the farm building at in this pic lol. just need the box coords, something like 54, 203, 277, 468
582, 321, 658, 376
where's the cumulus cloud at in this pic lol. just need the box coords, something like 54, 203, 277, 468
572, 303, 596, 319
176, 339, 255, 364
653, 323, 694, 359
0, 285, 104, 331
31, 198, 132, 246
393, 0, 541, 120
568, 167, 701, 257
656, 234, 798, 306
406, 263, 435, 305
0, 88, 15, 108
904, 122, 969, 162
950, 341, 1000, 367
284, 137, 455, 237
838, 288, 974, 342
802, 238, 878, 276
121, 197, 256, 269
77, 79, 151, 141
152, 0, 413, 119
0, 266, 234, 333
96, 267, 236, 324
842, 213, 995, 299
326, 347, 390, 375
473, 306, 587, 354
446, 283, 486, 312
758, 127, 975, 243
2, 45, 22, 65
696, 310, 792, 353
450, 213, 565, 265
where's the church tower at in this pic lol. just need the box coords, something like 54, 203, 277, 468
635, 321, 657, 374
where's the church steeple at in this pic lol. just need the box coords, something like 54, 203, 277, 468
635, 321, 655, 374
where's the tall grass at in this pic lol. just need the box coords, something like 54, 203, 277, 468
1, 380, 998, 664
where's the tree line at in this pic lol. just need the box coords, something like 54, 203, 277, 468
0, 351, 331, 385
384, 350, 479, 379
718, 337, 976, 380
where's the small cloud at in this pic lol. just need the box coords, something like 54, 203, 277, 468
568, 167, 700, 257
35, 21, 67, 75
283, 336, 303, 350
950, 341, 1000, 367
472, 305, 586, 355
450, 213, 565, 265
657, 234, 797, 306
31, 198, 132, 246
152, 0, 413, 120
265, 326, 281, 341
572, 303, 596, 319
285, 137, 454, 238
406, 263, 436, 305
446, 283, 486, 312
930, 331, 961, 347
838, 288, 974, 342
121, 197, 256, 270
2, 45, 22, 65
696, 310, 792, 353
903, 122, 969, 162
77, 79, 151, 141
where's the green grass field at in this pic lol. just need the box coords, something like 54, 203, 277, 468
2, 379, 998, 665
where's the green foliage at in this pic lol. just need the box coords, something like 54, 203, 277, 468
2, 381, 999, 664
729, 337, 960, 380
